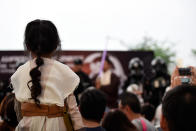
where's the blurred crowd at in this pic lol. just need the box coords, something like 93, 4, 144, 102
1, 55, 195, 131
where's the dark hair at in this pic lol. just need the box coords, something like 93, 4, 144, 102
119, 92, 141, 113
0, 93, 18, 130
79, 89, 106, 123
105, 56, 112, 65
25, 19, 60, 105
162, 84, 196, 131
141, 103, 155, 121
74, 59, 83, 65
102, 110, 138, 131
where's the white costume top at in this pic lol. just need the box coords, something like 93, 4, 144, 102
100, 70, 111, 86
11, 58, 79, 107
11, 58, 83, 131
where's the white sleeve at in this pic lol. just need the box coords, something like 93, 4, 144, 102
66, 93, 84, 130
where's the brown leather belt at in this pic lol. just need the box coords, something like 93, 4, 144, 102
21, 102, 64, 118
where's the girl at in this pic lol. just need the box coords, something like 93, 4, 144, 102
11, 19, 84, 131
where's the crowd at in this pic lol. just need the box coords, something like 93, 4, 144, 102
0, 19, 196, 131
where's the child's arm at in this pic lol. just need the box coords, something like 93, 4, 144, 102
66, 93, 84, 130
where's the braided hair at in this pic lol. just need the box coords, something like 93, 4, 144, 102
24, 19, 60, 105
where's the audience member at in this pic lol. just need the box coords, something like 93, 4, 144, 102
171, 66, 196, 88
102, 109, 138, 131
73, 58, 92, 104
119, 92, 156, 131
0, 93, 18, 131
11, 19, 83, 131
153, 104, 162, 126
141, 103, 155, 122
94, 56, 120, 108
80, 89, 106, 131
161, 84, 196, 131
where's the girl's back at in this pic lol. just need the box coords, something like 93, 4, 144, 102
11, 19, 83, 131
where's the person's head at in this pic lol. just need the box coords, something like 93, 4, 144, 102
151, 57, 167, 76
141, 103, 155, 121
24, 19, 60, 105
73, 59, 83, 72
79, 89, 106, 123
102, 109, 138, 131
103, 56, 112, 72
128, 57, 144, 77
24, 19, 60, 57
119, 92, 141, 121
161, 84, 196, 131
0, 93, 18, 130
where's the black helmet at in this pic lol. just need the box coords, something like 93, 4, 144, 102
128, 57, 144, 77
151, 57, 167, 75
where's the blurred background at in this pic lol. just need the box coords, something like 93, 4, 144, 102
0, 0, 196, 67
0, 1, 196, 127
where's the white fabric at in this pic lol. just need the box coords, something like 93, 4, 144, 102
126, 84, 144, 105
16, 116, 66, 131
126, 84, 143, 93
153, 104, 162, 126
11, 58, 84, 131
100, 70, 111, 86
11, 58, 79, 107
15, 94, 84, 131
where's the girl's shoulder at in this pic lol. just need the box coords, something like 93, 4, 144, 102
52, 59, 75, 75
52, 59, 68, 68
43, 58, 68, 68
11, 61, 30, 78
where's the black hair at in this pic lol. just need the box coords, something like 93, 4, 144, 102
74, 58, 83, 65
162, 84, 196, 131
102, 109, 138, 131
25, 19, 60, 105
0, 93, 18, 129
79, 89, 106, 123
105, 56, 112, 65
119, 92, 141, 113
141, 103, 155, 121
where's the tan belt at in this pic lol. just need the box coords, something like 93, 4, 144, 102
21, 102, 64, 118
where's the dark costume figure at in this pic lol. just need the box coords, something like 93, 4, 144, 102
148, 57, 170, 108
73, 59, 92, 104
122, 57, 146, 104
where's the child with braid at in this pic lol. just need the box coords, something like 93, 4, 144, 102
11, 19, 84, 131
